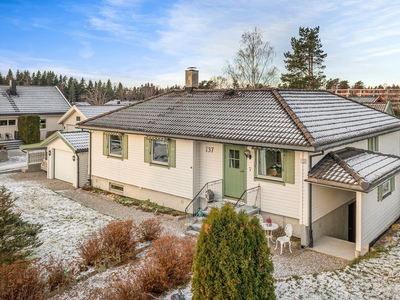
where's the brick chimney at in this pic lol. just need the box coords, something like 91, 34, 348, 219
185, 67, 198, 92
9, 79, 17, 95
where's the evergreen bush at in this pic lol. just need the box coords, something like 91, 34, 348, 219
18, 115, 40, 144
192, 203, 275, 299
0, 186, 42, 265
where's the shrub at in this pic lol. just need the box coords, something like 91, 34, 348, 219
0, 186, 42, 265
81, 184, 93, 191
45, 256, 76, 292
137, 235, 196, 295
101, 278, 148, 300
18, 115, 40, 144
191, 203, 275, 300
79, 219, 138, 269
0, 260, 47, 300
138, 218, 164, 242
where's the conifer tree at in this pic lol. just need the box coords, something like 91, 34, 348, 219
0, 186, 42, 265
192, 204, 275, 299
281, 26, 327, 89
6, 69, 13, 83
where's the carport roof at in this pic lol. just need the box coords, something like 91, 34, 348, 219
306, 147, 400, 192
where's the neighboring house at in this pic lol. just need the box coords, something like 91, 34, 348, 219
105, 99, 138, 105
0, 80, 71, 141
77, 70, 400, 259
57, 105, 124, 131
348, 96, 395, 115
21, 131, 89, 188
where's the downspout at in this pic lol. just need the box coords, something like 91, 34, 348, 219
308, 151, 324, 248
88, 131, 92, 185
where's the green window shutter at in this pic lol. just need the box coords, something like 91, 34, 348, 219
378, 186, 383, 202
144, 137, 151, 163
368, 138, 373, 151
122, 134, 128, 160
374, 137, 379, 151
103, 132, 109, 156
168, 139, 176, 168
283, 150, 295, 184
391, 177, 395, 193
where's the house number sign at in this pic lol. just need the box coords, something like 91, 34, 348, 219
206, 146, 214, 153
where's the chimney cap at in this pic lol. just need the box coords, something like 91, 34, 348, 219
187, 67, 197, 71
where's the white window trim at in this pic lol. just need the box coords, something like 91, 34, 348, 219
256, 149, 284, 181
40, 119, 47, 130
0, 120, 8, 126
109, 182, 124, 193
8, 120, 16, 126
382, 181, 390, 197
151, 139, 169, 166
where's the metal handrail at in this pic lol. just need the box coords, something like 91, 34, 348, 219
234, 184, 261, 209
185, 179, 223, 229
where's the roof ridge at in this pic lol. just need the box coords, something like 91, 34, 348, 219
78, 90, 175, 126
329, 149, 370, 190
272, 89, 316, 147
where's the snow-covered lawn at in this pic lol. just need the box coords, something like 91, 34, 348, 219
4, 183, 113, 262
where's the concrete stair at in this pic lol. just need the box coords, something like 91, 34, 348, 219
0, 140, 25, 150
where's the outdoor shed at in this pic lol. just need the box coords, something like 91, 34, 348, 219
21, 131, 89, 187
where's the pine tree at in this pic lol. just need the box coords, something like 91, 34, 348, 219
106, 79, 114, 101
0, 186, 42, 265
191, 203, 275, 299
281, 26, 327, 89
6, 69, 13, 83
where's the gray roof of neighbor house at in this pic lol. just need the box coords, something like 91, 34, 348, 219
364, 103, 387, 112
105, 99, 138, 105
0, 86, 71, 116
348, 96, 380, 103
76, 105, 124, 119
58, 131, 89, 152
79, 89, 400, 151
306, 147, 400, 192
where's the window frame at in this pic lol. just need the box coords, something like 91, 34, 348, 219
0, 120, 7, 126
109, 182, 124, 193
108, 134, 122, 157
151, 139, 169, 166
8, 119, 16, 126
378, 178, 395, 201
256, 148, 284, 181
76, 116, 81, 122
40, 119, 46, 130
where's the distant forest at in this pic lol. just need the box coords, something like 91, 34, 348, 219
0, 69, 181, 105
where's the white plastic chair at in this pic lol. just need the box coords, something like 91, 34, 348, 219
275, 224, 293, 255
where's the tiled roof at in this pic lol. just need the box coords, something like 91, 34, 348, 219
105, 100, 138, 105
0, 86, 71, 116
79, 89, 400, 150
76, 105, 123, 119
278, 90, 400, 148
364, 103, 386, 112
59, 131, 89, 152
307, 148, 400, 192
348, 97, 379, 103
81, 90, 311, 147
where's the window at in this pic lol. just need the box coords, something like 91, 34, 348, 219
102, 132, 128, 160
0, 120, 7, 126
144, 137, 176, 168
76, 116, 81, 122
109, 183, 123, 192
8, 120, 16, 126
40, 119, 46, 129
378, 178, 395, 201
257, 149, 282, 179
229, 149, 240, 169
152, 139, 168, 165
368, 137, 379, 151
109, 134, 122, 156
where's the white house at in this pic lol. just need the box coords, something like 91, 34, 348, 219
0, 80, 71, 142
77, 70, 400, 259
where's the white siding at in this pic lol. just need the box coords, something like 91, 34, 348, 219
39, 115, 64, 140
246, 148, 304, 220
361, 175, 400, 248
379, 131, 400, 155
78, 152, 88, 187
195, 142, 223, 192
62, 111, 84, 131
0, 117, 18, 140
91, 131, 194, 199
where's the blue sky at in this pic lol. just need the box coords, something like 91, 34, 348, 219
1, 0, 399, 88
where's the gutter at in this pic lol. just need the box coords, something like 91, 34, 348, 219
76, 126, 317, 152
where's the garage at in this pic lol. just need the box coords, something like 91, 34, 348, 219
54, 150, 74, 183
21, 131, 89, 188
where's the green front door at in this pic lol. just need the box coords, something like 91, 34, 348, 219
223, 145, 247, 199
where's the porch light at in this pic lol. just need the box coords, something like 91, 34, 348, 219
72, 155, 75, 161
48, 150, 51, 156
244, 149, 252, 160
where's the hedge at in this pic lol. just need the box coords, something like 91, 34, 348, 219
18, 115, 40, 144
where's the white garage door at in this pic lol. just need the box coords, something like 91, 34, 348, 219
54, 150, 73, 184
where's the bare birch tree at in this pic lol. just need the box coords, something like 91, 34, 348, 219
224, 27, 278, 89
84, 88, 108, 106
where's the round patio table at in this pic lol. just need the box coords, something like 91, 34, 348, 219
263, 222, 278, 247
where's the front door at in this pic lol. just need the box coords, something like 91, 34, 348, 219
223, 145, 247, 199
